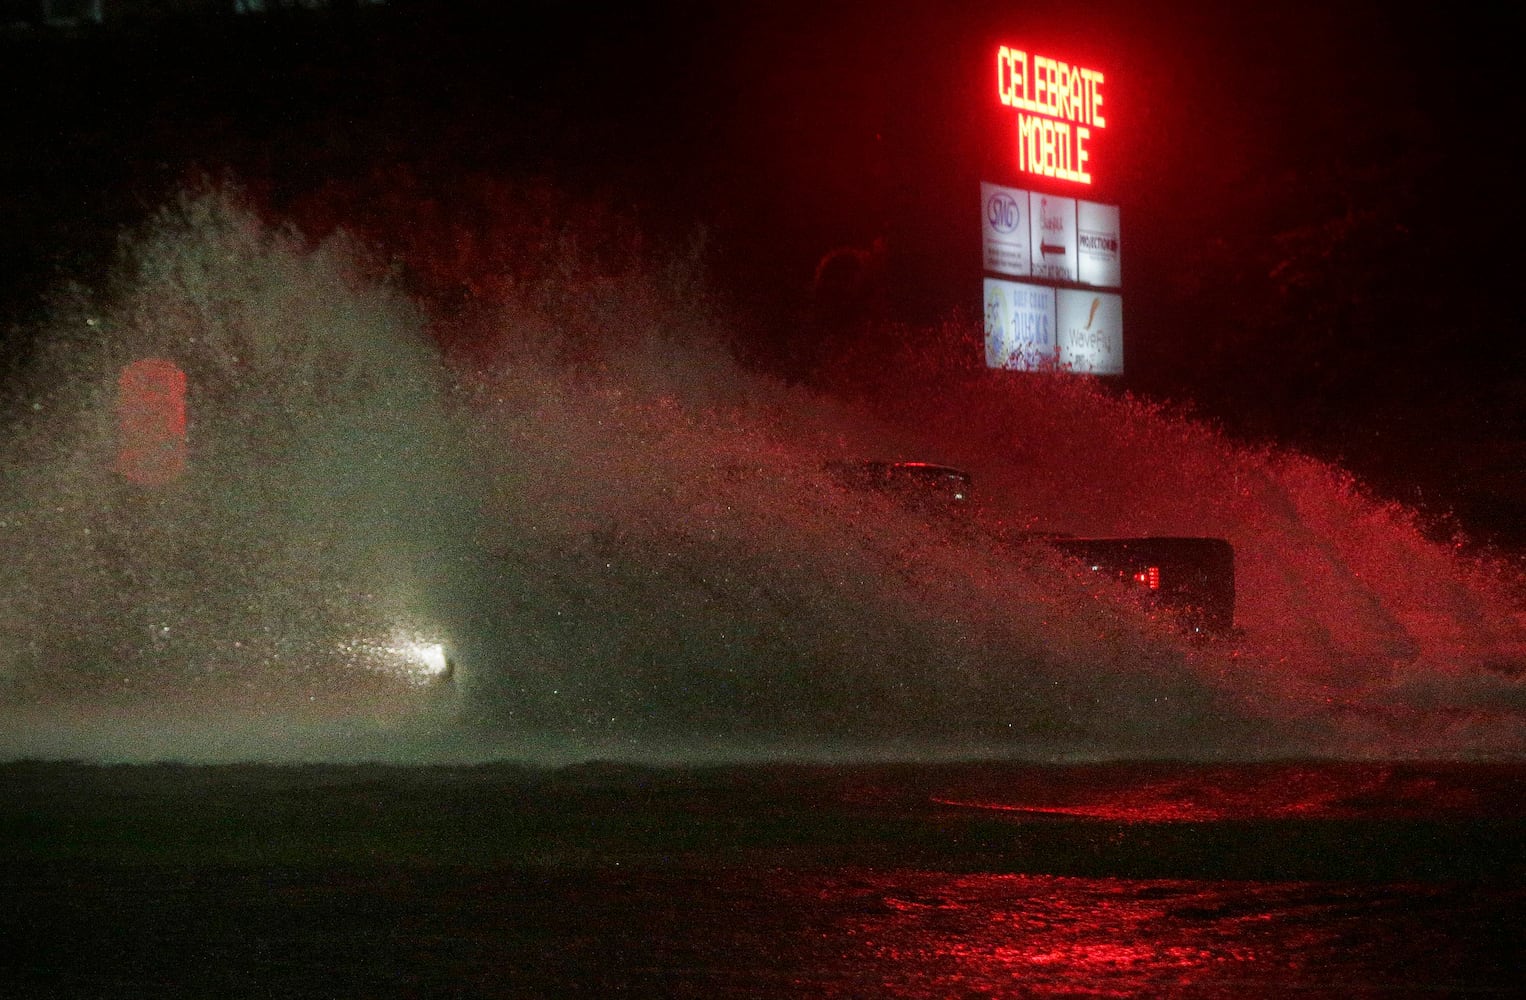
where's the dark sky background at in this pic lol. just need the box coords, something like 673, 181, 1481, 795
2, 0, 1522, 543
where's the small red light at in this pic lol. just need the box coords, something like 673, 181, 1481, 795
1133, 566, 1161, 590
116, 358, 187, 486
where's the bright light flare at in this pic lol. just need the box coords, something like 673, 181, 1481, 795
410, 641, 451, 678
340, 632, 454, 687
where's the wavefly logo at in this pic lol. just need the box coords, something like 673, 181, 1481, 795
1057, 289, 1122, 374
986, 190, 1021, 234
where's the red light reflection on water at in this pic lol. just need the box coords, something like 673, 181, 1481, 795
843, 875, 1238, 996
803, 871, 1510, 998
928, 762, 1491, 822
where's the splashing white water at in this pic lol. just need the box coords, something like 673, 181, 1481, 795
1, 187, 1522, 762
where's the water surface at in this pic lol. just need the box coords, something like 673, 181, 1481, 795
4, 760, 1520, 998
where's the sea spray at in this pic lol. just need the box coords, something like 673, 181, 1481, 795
822, 321, 1526, 756
1, 188, 478, 733
1, 185, 1523, 761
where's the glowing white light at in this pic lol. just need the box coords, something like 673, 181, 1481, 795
341, 632, 453, 687
410, 641, 450, 678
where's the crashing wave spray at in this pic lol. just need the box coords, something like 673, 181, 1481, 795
2, 186, 1523, 762
819, 323, 1526, 758
0, 189, 479, 759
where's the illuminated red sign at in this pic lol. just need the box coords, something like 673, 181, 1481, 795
996, 46, 1106, 185
116, 358, 187, 486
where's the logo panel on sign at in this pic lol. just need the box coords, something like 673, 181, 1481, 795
986, 190, 1021, 233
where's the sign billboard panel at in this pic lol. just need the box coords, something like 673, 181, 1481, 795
1057, 289, 1123, 374
1076, 201, 1121, 288
984, 278, 1057, 371
996, 46, 1107, 186
981, 182, 1031, 277
1029, 193, 1077, 282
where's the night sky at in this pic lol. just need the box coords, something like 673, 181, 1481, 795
2, 0, 1522, 543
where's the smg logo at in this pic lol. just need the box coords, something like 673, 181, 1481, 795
986, 190, 1021, 234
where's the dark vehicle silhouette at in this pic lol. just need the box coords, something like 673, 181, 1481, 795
828, 461, 1236, 637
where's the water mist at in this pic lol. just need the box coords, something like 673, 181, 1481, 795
2, 187, 1523, 763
